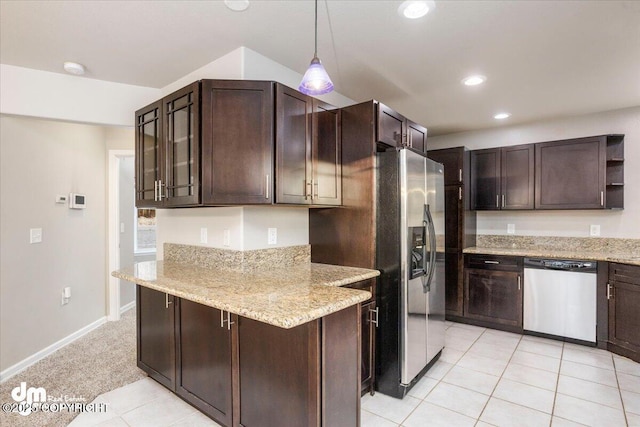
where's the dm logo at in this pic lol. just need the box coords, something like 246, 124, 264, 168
11, 382, 46, 416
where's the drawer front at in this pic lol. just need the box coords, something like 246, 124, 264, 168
465, 254, 523, 271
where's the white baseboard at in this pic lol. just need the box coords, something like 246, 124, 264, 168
0, 316, 107, 383
120, 301, 136, 315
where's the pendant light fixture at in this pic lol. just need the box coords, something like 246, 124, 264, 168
298, 0, 334, 95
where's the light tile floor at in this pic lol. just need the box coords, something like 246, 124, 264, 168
69, 322, 640, 427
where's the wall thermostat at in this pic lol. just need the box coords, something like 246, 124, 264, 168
69, 193, 87, 209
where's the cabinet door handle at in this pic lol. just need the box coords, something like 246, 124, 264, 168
265, 174, 270, 199
165, 293, 172, 309
158, 180, 165, 201
313, 180, 319, 199
607, 283, 614, 300
517, 275, 521, 291
370, 307, 379, 327
502, 194, 506, 208
409, 132, 413, 148
484, 260, 500, 264
459, 187, 462, 201
601, 191, 604, 207
221, 310, 235, 330
496, 195, 500, 208
459, 168, 463, 183
154, 180, 158, 201
305, 180, 312, 199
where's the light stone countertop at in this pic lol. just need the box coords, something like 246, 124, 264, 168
112, 261, 379, 329
463, 247, 640, 267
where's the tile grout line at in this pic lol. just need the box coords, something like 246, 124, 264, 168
612, 355, 630, 427
399, 323, 485, 426
549, 341, 565, 426
474, 330, 524, 426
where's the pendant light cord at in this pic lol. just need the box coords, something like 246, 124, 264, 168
314, 0, 318, 57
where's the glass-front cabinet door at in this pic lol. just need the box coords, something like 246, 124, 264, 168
163, 82, 201, 207
135, 100, 164, 208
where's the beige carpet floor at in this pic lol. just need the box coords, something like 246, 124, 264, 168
0, 309, 146, 427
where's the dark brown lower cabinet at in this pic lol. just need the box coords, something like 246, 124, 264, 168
343, 279, 376, 395
136, 285, 361, 427
608, 263, 640, 363
360, 301, 375, 395
445, 251, 463, 317
463, 255, 523, 332
137, 286, 175, 390
176, 299, 233, 426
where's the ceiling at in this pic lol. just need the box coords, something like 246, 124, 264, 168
1, 0, 639, 136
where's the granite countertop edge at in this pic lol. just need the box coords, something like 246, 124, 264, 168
463, 247, 640, 267
112, 262, 379, 329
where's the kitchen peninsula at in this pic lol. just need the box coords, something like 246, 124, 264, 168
113, 243, 379, 427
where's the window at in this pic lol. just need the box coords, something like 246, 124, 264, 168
134, 208, 156, 254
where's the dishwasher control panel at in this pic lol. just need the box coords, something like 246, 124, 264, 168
524, 258, 597, 273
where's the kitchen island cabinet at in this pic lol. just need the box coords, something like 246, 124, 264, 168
117, 261, 379, 427
137, 285, 175, 390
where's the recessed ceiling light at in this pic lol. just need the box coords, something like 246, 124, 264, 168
398, 1, 435, 19
462, 75, 486, 86
494, 112, 511, 120
63, 62, 85, 76
224, 0, 249, 12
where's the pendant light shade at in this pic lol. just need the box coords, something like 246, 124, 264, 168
299, 0, 334, 95
299, 56, 334, 95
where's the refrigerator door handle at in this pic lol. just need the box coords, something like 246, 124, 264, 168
422, 204, 437, 293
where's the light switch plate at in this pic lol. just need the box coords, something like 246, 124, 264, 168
507, 224, 515, 234
30, 228, 42, 244
200, 228, 208, 244
590, 225, 601, 237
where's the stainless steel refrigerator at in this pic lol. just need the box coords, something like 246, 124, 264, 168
376, 147, 446, 398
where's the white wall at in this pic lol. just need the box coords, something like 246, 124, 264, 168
155, 207, 309, 259
0, 116, 108, 372
428, 107, 640, 239
0, 64, 159, 127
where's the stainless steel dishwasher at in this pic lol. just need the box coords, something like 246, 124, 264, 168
523, 258, 597, 343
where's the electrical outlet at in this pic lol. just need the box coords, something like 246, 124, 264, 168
590, 225, 601, 237
30, 228, 42, 244
507, 224, 515, 234
223, 229, 230, 247
268, 228, 277, 245
200, 228, 208, 244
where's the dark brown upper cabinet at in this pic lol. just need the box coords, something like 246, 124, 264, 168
275, 84, 341, 206
470, 144, 534, 210
312, 100, 342, 206
535, 135, 624, 210
163, 83, 201, 207
135, 80, 342, 208
376, 102, 427, 153
201, 80, 274, 205
135, 82, 201, 208
135, 100, 164, 208
428, 146, 466, 186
